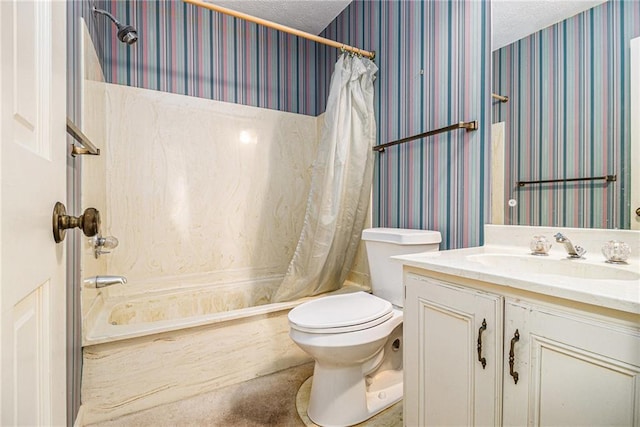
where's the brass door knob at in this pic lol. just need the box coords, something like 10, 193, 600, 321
636, 207, 640, 217
52, 202, 101, 243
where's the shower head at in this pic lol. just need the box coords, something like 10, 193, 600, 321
92, 6, 138, 45
116, 24, 138, 45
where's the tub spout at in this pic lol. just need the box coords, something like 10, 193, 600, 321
84, 275, 127, 288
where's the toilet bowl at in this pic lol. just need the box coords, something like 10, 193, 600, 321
288, 228, 441, 427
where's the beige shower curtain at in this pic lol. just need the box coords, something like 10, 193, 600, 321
273, 54, 378, 302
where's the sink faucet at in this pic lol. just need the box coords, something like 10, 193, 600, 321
554, 233, 586, 258
83, 275, 127, 288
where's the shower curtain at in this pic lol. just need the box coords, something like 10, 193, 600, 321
273, 54, 378, 302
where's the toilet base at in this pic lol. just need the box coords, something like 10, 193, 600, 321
307, 363, 403, 427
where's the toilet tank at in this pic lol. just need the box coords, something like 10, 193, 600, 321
361, 228, 441, 308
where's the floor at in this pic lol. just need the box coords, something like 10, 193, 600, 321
89, 362, 402, 427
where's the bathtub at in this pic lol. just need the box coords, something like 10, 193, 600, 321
80, 276, 364, 425
82, 275, 305, 345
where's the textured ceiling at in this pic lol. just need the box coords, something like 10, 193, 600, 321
209, 0, 352, 35
492, 0, 607, 50
208, 0, 608, 50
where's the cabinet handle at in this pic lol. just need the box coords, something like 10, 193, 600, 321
477, 318, 487, 369
509, 329, 520, 384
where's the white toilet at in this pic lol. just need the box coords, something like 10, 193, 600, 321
288, 227, 441, 426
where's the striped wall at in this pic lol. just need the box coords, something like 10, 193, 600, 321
97, 0, 318, 115
493, 0, 640, 229
318, 1, 492, 249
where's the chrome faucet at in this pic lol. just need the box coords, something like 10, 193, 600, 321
553, 233, 586, 258
83, 275, 127, 288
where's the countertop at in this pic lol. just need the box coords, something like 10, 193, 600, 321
393, 225, 640, 315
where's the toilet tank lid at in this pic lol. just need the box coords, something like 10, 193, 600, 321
362, 228, 442, 245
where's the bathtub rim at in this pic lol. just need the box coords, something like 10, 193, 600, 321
83, 280, 368, 347
83, 274, 284, 346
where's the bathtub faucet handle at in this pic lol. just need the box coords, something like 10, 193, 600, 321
89, 234, 119, 259
84, 275, 127, 288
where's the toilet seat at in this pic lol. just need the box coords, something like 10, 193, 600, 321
288, 292, 393, 334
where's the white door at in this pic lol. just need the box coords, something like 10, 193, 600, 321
504, 299, 640, 426
404, 273, 504, 426
0, 1, 67, 425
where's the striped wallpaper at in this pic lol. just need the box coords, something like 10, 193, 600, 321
493, 0, 640, 229
97, 0, 318, 115
318, 1, 492, 249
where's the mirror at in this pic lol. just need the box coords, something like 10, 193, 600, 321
491, 0, 638, 229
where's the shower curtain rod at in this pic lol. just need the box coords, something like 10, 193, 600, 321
183, 0, 376, 60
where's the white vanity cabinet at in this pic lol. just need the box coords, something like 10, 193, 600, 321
404, 273, 504, 426
404, 270, 640, 427
503, 299, 640, 426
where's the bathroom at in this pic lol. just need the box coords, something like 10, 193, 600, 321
69, 0, 640, 424
0, 0, 637, 426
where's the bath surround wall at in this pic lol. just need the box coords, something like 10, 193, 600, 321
79, 82, 370, 302
76, 6, 371, 311
101, 83, 319, 286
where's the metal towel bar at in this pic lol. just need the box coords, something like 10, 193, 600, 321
373, 120, 478, 153
517, 175, 616, 187
67, 118, 100, 156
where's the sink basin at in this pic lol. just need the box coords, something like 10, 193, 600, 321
466, 254, 640, 281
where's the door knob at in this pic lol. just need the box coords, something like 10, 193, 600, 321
636, 207, 640, 217
52, 202, 101, 243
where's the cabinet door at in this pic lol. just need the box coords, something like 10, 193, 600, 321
504, 299, 640, 426
404, 273, 504, 426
